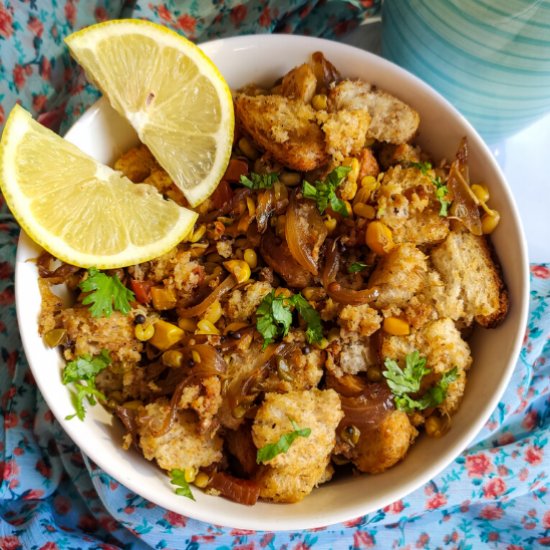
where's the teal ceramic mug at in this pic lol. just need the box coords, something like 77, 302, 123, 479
381, 0, 550, 143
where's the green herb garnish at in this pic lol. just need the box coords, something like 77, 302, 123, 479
240, 172, 279, 190
302, 166, 351, 217
256, 418, 311, 463
409, 161, 451, 217
79, 268, 135, 318
169, 469, 195, 500
383, 351, 458, 412
348, 262, 369, 274
62, 350, 111, 420
256, 291, 323, 348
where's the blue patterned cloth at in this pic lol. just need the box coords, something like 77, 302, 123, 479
1, 2, 549, 549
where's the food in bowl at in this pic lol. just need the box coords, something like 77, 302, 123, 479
35, 51, 508, 506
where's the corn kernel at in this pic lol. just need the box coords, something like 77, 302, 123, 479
178, 318, 197, 332
353, 202, 376, 219
302, 287, 325, 301
481, 209, 500, 234
135, 323, 155, 341
342, 157, 360, 184
191, 349, 202, 364
151, 286, 177, 310
244, 248, 258, 269
189, 224, 206, 243
315, 337, 329, 350
324, 216, 337, 232
195, 319, 220, 335
43, 328, 67, 348
383, 316, 410, 336
149, 320, 184, 350
275, 287, 292, 299
365, 221, 394, 255
360, 175, 378, 193
162, 350, 183, 368
246, 196, 256, 217
194, 472, 210, 488
203, 300, 223, 324
184, 467, 197, 483
312, 93, 328, 111
280, 171, 301, 186
471, 183, 490, 203
354, 186, 373, 205
223, 259, 251, 283
238, 137, 259, 160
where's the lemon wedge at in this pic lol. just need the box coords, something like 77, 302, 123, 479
65, 19, 234, 207
0, 105, 198, 269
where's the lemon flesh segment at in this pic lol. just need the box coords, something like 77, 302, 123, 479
0, 105, 198, 269
65, 20, 234, 207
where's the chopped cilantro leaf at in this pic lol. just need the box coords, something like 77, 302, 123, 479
383, 351, 458, 413
291, 294, 323, 345
409, 161, 451, 217
256, 418, 311, 463
169, 469, 196, 500
240, 172, 278, 190
79, 268, 135, 318
302, 166, 350, 217
255, 291, 323, 348
348, 262, 369, 274
62, 351, 111, 420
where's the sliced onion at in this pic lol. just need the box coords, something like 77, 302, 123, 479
178, 275, 237, 318
260, 229, 313, 289
448, 137, 482, 236
256, 188, 275, 234
339, 383, 394, 430
285, 192, 327, 275
322, 240, 379, 305
208, 472, 260, 506
189, 344, 227, 377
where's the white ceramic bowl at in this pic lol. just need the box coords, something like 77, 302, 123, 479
15, 34, 529, 531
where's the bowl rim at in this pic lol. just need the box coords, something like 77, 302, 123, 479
14, 33, 530, 531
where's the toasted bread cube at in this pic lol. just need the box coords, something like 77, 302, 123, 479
430, 230, 508, 327
252, 389, 343, 502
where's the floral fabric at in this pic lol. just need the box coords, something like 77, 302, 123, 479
1, 1, 549, 549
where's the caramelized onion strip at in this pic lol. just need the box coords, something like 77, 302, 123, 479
178, 275, 237, 318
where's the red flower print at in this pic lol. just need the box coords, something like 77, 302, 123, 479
460, 500, 470, 512
497, 465, 510, 477
78, 514, 98, 532
40, 543, 59, 550
4, 411, 18, 428
36, 459, 52, 479
260, 533, 275, 547
177, 14, 196, 34
0, 536, 21, 550
506, 546, 524, 550
353, 531, 375, 548
479, 505, 504, 520
23, 488, 44, 500
518, 467, 529, 481
259, 7, 271, 27
0, 103, 4, 126
123, 505, 135, 514
32, 94, 48, 113
543, 510, 550, 529
416, 533, 430, 548
483, 477, 506, 499
27, 15, 44, 37
531, 265, 550, 279
13, 447, 23, 456
95, 7, 108, 22
3, 459, 20, 480
156, 5, 172, 22
163, 510, 187, 527
230, 5, 247, 25
525, 446, 543, 465
64, 1, 77, 27
383, 499, 405, 514
13, 65, 27, 91
343, 517, 363, 528
465, 453, 493, 478
234, 544, 254, 550
522, 410, 539, 431
426, 492, 447, 509
54, 494, 71, 515
0, 5, 13, 39
498, 432, 515, 445
99, 516, 119, 532
488, 532, 500, 542
40, 56, 52, 81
